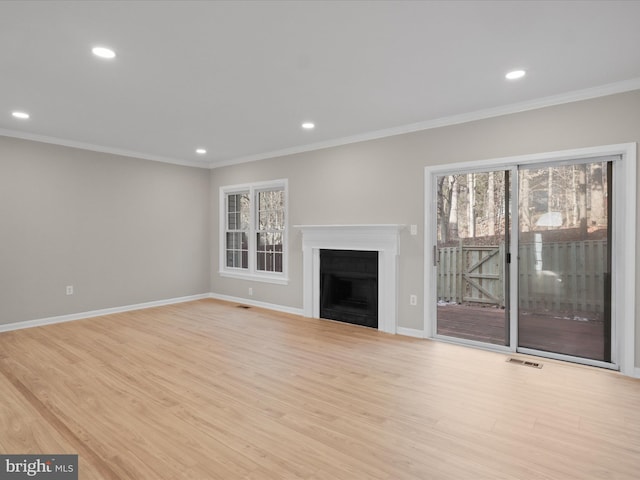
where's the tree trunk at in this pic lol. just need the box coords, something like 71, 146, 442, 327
572, 166, 579, 226
437, 176, 455, 244
589, 162, 606, 226
487, 171, 495, 236
577, 163, 588, 237
547, 167, 553, 214
450, 179, 459, 240
520, 172, 531, 232
467, 173, 475, 238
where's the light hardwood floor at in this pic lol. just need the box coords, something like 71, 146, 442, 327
1, 299, 639, 479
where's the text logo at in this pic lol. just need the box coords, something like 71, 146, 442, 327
0, 456, 77, 480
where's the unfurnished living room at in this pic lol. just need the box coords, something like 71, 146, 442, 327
1, 1, 640, 479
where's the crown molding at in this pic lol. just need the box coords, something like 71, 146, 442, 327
2, 77, 639, 170
209, 77, 640, 169
0, 129, 209, 169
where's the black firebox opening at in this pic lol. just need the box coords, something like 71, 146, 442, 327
320, 250, 378, 328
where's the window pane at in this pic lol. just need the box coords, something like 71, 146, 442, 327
258, 191, 272, 210
257, 230, 283, 272
240, 194, 250, 230
274, 252, 283, 272
227, 193, 250, 231
225, 232, 248, 269
257, 189, 284, 231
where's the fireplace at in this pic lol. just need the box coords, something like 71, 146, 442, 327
296, 224, 403, 334
320, 250, 378, 328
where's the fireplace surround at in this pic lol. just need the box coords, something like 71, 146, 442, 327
296, 224, 403, 334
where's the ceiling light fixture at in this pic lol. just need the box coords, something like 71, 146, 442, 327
505, 69, 526, 80
196, 148, 207, 155
92, 46, 116, 59
12, 111, 30, 120
302, 122, 315, 130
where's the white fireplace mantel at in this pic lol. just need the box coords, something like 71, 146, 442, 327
295, 224, 404, 334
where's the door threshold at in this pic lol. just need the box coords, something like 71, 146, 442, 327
432, 333, 512, 354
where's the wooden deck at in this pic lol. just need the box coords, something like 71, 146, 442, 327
437, 304, 606, 360
1, 299, 638, 479
437, 304, 509, 346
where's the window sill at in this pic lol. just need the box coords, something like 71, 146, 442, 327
219, 270, 289, 285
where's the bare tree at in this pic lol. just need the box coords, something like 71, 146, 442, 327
449, 180, 459, 239
520, 172, 531, 232
589, 162, 606, 226
576, 164, 588, 237
467, 173, 475, 238
487, 171, 495, 236
437, 175, 456, 243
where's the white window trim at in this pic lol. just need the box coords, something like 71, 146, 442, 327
424, 143, 636, 377
219, 179, 289, 285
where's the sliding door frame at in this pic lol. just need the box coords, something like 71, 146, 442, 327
429, 166, 516, 354
424, 143, 636, 375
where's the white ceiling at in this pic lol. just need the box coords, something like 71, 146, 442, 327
2, 0, 640, 168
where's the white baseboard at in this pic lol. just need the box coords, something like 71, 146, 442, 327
635, 367, 640, 379
396, 327, 424, 338
0, 293, 210, 333
208, 292, 304, 316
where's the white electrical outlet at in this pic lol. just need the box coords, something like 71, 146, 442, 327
410, 224, 418, 236
66, 285, 74, 295
409, 294, 417, 306
248, 287, 253, 296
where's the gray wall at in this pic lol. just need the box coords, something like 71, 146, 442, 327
2, 90, 639, 368
209, 89, 640, 366
0, 137, 211, 324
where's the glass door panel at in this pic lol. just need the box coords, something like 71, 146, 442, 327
436, 170, 510, 346
517, 161, 612, 361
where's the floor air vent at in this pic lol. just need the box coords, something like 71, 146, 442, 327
506, 358, 543, 369
236, 305, 251, 309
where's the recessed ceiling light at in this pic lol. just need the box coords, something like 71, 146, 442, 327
505, 69, 526, 80
196, 148, 207, 155
302, 122, 315, 130
12, 111, 30, 120
92, 46, 116, 59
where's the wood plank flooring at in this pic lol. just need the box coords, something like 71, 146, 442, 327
1, 299, 640, 479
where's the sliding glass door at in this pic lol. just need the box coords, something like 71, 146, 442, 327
432, 156, 615, 366
435, 170, 510, 346
517, 160, 612, 362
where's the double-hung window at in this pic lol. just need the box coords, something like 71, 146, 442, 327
219, 179, 288, 284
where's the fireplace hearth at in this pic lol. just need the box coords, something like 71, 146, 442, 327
320, 250, 378, 328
